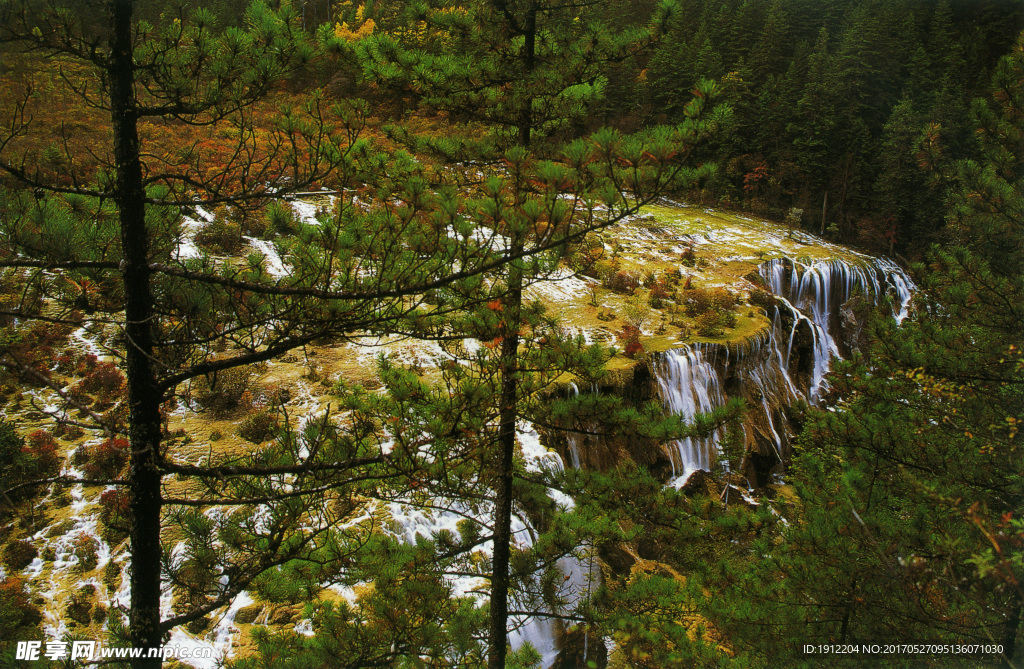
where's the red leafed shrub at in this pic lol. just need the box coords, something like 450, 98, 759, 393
54, 351, 79, 374
71, 533, 99, 572
682, 287, 735, 317
605, 270, 641, 295
74, 354, 98, 375
648, 282, 671, 309
81, 437, 129, 479
98, 489, 131, 542
2, 540, 38, 571
8, 322, 73, 381
624, 337, 644, 358
25, 430, 61, 477
75, 361, 126, 401
617, 324, 645, 359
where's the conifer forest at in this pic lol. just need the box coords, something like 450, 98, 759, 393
0, 0, 1022, 667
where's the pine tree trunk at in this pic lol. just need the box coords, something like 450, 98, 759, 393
487, 6, 537, 666
820, 190, 828, 236
487, 259, 522, 669
109, 1, 165, 665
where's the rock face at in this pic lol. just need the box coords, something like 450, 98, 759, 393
543, 362, 674, 478
553, 627, 608, 669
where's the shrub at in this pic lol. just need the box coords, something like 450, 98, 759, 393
2, 540, 38, 571
749, 288, 776, 310
242, 211, 268, 238
75, 362, 125, 402
25, 430, 60, 477
622, 293, 650, 329
53, 422, 84, 440
566, 233, 605, 274
5, 322, 74, 380
102, 560, 122, 593
265, 201, 299, 236
591, 258, 619, 283
0, 421, 58, 501
81, 437, 129, 479
237, 411, 279, 444
54, 351, 80, 374
605, 270, 640, 295
648, 283, 671, 309
195, 218, 243, 255
187, 616, 211, 634
0, 577, 43, 639
617, 324, 645, 359
71, 533, 99, 572
694, 311, 725, 337
65, 584, 96, 624
193, 366, 259, 416
98, 489, 131, 543
682, 287, 735, 317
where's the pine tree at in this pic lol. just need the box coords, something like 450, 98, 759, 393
748, 0, 791, 85
345, 2, 728, 665
872, 96, 936, 254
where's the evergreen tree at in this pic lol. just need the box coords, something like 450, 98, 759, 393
789, 27, 837, 226
748, 0, 791, 85
347, 2, 728, 665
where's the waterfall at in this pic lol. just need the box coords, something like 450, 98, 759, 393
655, 345, 726, 482
759, 256, 914, 402
654, 256, 915, 484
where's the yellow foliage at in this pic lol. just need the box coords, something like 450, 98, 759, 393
334, 18, 376, 41
334, 4, 375, 41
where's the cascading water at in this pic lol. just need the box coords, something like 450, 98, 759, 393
656, 345, 725, 482
655, 256, 915, 485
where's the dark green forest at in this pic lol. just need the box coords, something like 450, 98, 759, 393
332, 0, 1024, 254
135, 0, 1024, 255
0, 0, 1021, 668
